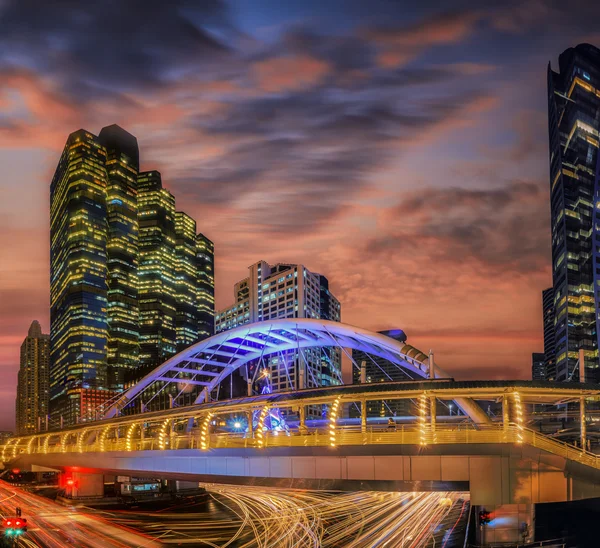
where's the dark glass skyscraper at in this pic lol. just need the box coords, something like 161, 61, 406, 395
196, 233, 215, 340
548, 44, 600, 382
50, 129, 110, 426
175, 212, 199, 351
137, 171, 177, 369
50, 127, 214, 426
16, 321, 50, 436
542, 287, 556, 381
98, 125, 140, 391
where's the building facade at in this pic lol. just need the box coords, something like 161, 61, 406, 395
547, 44, 600, 382
16, 321, 50, 436
196, 234, 215, 340
215, 261, 341, 394
542, 287, 556, 381
532, 353, 546, 381
351, 329, 412, 417
50, 126, 214, 426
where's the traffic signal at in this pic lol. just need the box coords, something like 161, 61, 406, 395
479, 510, 492, 525
3, 516, 27, 535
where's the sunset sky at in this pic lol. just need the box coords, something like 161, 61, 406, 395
1, 0, 599, 430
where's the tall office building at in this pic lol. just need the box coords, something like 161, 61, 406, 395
137, 171, 178, 369
542, 287, 556, 381
351, 329, 413, 417
50, 126, 214, 426
50, 129, 112, 426
16, 321, 50, 436
532, 353, 546, 381
547, 44, 600, 382
196, 234, 215, 340
215, 261, 341, 394
98, 126, 141, 390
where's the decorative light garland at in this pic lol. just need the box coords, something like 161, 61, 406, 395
1, 439, 12, 461
256, 406, 270, 449
158, 419, 171, 450
200, 413, 214, 451
26, 437, 35, 455
77, 429, 88, 453
42, 434, 50, 454
126, 423, 138, 452
329, 398, 341, 447
513, 392, 524, 444
418, 393, 428, 446
11, 439, 19, 458
99, 425, 111, 452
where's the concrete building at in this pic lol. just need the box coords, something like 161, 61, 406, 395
16, 321, 50, 435
215, 261, 341, 393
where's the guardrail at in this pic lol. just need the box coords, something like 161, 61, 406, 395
3, 424, 600, 471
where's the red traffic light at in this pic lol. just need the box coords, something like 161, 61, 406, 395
3, 517, 27, 530
479, 510, 492, 525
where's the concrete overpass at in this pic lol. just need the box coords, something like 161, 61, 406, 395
6, 320, 600, 545
7, 380, 600, 545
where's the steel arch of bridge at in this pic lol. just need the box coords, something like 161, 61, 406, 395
105, 319, 489, 423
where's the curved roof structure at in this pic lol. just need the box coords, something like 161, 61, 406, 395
104, 319, 489, 423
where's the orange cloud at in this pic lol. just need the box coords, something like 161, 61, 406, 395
367, 11, 482, 68
253, 55, 330, 92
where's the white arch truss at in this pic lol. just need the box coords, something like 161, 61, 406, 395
104, 319, 489, 423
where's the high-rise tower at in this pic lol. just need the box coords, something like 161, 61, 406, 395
196, 233, 215, 340
98, 125, 140, 391
16, 321, 50, 436
137, 171, 177, 369
548, 44, 600, 382
50, 129, 110, 426
50, 127, 214, 425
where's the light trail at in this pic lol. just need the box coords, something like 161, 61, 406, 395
109, 484, 468, 547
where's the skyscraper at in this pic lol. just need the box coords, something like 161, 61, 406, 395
50, 126, 214, 426
50, 129, 111, 426
215, 261, 341, 394
196, 234, 215, 340
547, 44, 600, 382
137, 171, 177, 369
16, 321, 50, 436
98, 125, 140, 391
174, 212, 199, 351
542, 287, 556, 381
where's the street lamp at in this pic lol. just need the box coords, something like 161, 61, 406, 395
449, 403, 453, 416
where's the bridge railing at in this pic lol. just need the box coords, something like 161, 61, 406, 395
4, 423, 600, 471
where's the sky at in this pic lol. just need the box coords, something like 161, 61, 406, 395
0, 0, 599, 430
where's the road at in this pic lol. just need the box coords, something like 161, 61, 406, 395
103, 485, 469, 547
0, 480, 160, 548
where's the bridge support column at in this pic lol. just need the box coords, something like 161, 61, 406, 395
580, 396, 587, 449
247, 411, 254, 438
65, 472, 104, 499
502, 394, 509, 433
360, 400, 367, 433
430, 396, 436, 441
299, 406, 308, 434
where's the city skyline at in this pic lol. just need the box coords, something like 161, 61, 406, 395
3, 1, 600, 430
